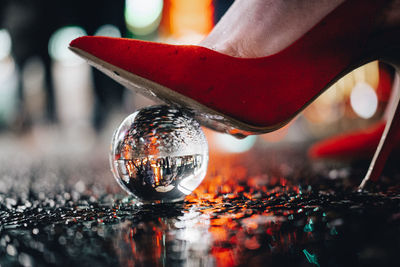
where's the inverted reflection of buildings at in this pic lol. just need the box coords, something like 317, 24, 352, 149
116, 154, 204, 187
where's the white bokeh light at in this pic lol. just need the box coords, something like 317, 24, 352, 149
48, 26, 87, 66
350, 82, 378, 119
214, 133, 257, 153
125, 0, 163, 35
0, 29, 12, 61
95, 24, 122, 38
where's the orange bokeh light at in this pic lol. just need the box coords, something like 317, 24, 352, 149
160, 0, 214, 39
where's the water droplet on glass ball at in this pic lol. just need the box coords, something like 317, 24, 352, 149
110, 105, 209, 203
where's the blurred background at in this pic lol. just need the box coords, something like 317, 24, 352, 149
0, 0, 395, 157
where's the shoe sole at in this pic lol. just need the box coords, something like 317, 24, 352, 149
70, 46, 391, 138
69, 46, 291, 138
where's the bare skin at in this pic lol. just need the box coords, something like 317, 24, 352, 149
200, 0, 400, 58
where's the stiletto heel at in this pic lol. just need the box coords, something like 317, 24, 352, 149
359, 68, 400, 189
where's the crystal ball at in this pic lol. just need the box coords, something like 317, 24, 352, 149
110, 105, 209, 203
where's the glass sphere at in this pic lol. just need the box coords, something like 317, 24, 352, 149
110, 105, 209, 203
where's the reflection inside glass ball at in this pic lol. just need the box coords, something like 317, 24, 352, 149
110, 105, 209, 203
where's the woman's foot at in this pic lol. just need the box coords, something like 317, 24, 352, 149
200, 0, 400, 58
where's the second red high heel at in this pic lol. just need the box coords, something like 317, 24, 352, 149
309, 63, 398, 159
309, 121, 400, 159
69, 0, 400, 188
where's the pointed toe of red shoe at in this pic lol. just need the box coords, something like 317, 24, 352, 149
69, 36, 298, 134
69, 36, 260, 134
69, 36, 182, 76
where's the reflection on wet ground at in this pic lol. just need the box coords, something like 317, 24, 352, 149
0, 146, 399, 267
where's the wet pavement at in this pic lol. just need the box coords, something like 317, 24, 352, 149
0, 143, 399, 267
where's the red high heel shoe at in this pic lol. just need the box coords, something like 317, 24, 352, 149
309, 121, 395, 159
69, 0, 400, 189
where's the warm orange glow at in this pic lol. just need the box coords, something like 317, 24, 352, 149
123, 144, 132, 159
160, 0, 214, 39
126, 160, 136, 177
336, 61, 379, 97
211, 247, 236, 267
148, 136, 159, 155
261, 121, 292, 142
209, 226, 228, 242
303, 61, 380, 124
189, 151, 298, 206
116, 147, 301, 266
152, 160, 161, 186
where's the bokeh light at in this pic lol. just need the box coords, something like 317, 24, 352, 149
350, 82, 378, 119
48, 26, 87, 66
0, 58, 17, 125
0, 29, 16, 120
0, 29, 12, 61
302, 61, 382, 139
95, 24, 122, 38
213, 133, 257, 153
160, 0, 213, 43
125, 0, 163, 36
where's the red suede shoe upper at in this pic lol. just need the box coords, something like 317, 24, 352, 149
70, 0, 386, 128
309, 120, 400, 159
309, 122, 387, 159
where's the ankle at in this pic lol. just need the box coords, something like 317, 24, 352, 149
200, 0, 345, 58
